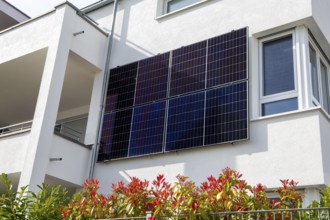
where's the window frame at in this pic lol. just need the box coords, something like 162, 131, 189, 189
259, 30, 299, 116
163, 0, 203, 14
308, 36, 330, 114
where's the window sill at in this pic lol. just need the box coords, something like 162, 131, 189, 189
250, 106, 330, 122
155, 0, 210, 20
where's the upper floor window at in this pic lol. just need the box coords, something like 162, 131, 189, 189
164, 0, 201, 14
309, 38, 330, 114
260, 32, 298, 116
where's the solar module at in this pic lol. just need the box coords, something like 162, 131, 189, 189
99, 109, 133, 160
135, 53, 170, 105
170, 41, 207, 96
99, 27, 248, 161
207, 28, 247, 87
166, 92, 205, 151
105, 62, 138, 112
205, 82, 248, 145
129, 101, 166, 156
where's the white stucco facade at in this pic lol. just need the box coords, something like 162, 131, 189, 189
0, 0, 330, 205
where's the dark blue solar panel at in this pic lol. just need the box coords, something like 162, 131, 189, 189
207, 28, 247, 88
170, 41, 207, 96
129, 101, 166, 156
205, 82, 248, 145
166, 92, 205, 151
105, 62, 138, 112
135, 53, 170, 105
98, 109, 133, 160
99, 28, 249, 161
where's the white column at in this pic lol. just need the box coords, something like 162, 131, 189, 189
84, 71, 103, 145
18, 5, 74, 192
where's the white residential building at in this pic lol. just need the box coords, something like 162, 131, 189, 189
0, 0, 330, 206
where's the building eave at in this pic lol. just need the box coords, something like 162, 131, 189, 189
81, 0, 114, 14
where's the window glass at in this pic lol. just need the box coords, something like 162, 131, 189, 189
263, 36, 295, 96
320, 61, 330, 113
262, 98, 298, 116
167, 0, 200, 13
309, 46, 320, 101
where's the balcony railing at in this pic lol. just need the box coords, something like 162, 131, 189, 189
54, 116, 87, 143
0, 117, 87, 144
54, 123, 83, 142
0, 120, 32, 137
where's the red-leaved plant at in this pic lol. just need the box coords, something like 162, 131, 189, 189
61, 167, 304, 219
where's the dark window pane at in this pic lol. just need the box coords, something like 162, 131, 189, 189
263, 36, 294, 96
262, 98, 298, 116
309, 46, 320, 101
205, 82, 248, 145
98, 109, 133, 160
167, 0, 200, 13
166, 92, 204, 151
105, 62, 138, 112
207, 28, 247, 87
135, 53, 169, 105
129, 101, 166, 156
170, 41, 206, 96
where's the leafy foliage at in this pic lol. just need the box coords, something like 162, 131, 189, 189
0, 173, 69, 220
62, 167, 306, 219
0, 173, 29, 219
2, 168, 327, 220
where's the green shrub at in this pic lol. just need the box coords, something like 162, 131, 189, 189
0, 173, 69, 220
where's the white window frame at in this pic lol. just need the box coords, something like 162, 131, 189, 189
162, 0, 203, 14
259, 30, 299, 116
308, 36, 330, 114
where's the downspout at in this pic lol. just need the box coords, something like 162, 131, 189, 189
89, 0, 120, 179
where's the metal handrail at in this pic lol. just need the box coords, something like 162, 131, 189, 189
0, 120, 33, 136
0, 118, 87, 143
54, 123, 83, 141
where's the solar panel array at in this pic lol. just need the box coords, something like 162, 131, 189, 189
98, 27, 248, 161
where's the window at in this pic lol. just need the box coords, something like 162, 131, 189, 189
309, 38, 330, 114
164, 0, 201, 14
260, 32, 298, 116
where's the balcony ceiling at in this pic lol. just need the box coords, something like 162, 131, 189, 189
0, 48, 100, 127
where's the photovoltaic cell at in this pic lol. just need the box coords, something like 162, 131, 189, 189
105, 62, 138, 112
98, 108, 133, 161
135, 53, 170, 105
205, 82, 248, 145
166, 92, 205, 151
207, 28, 247, 88
170, 41, 207, 96
129, 101, 166, 156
